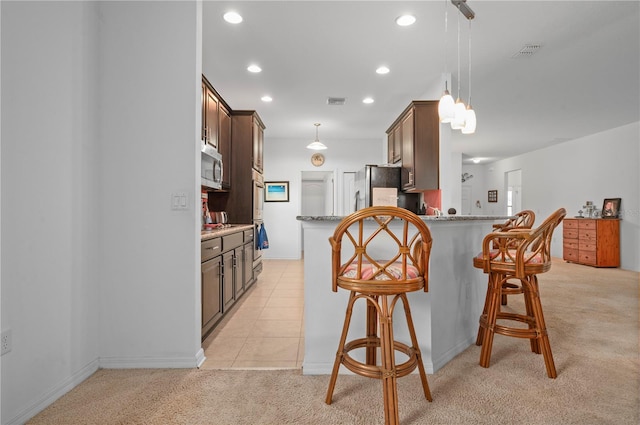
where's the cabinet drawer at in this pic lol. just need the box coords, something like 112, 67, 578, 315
563, 240, 578, 250
579, 242, 597, 252
201, 237, 222, 262
563, 220, 578, 230
563, 248, 579, 262
223, 232, 244, 251
244, 229, 253, 241
579, 252, 597, 265
579, 230, 597, 240
563, 229, 578, 239
578, 220, 596, 230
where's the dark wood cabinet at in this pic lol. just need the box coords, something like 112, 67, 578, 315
387, 100, 440, 192
219, 103, 232, 189
563, 218, 620, 267
201, 237, 223, 339
387, 123, 402, 164
202, 80, 219, 149
227, 110, 265, 225
252, 114, 264, 173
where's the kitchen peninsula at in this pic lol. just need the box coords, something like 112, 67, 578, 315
298, 214, 511, 375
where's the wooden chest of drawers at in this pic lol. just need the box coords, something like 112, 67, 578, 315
563, 218, 620, 267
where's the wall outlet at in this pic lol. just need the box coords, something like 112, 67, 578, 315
1, 329, 12, 355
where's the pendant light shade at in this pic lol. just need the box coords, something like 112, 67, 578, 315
438, 84, 455, 123
451, 98, 466, 129
306, 123, 327, 150
461, 105, 476, 134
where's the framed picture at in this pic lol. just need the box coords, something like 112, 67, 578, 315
488, 190, 498, 203
265, 181, 290, 202
601, 198, 621, 218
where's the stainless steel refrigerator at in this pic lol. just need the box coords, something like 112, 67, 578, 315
354, 165, 420, 214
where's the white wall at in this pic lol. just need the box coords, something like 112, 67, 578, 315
1, 2, 202, 423
463, 122, 639, 271
263, 137, 384, 259
1, 2, 100, 423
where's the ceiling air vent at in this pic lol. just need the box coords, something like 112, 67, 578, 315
511, 44, 541, 58
327, 97, 346, 106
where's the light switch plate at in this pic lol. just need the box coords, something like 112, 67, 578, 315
171, 192, 189, 211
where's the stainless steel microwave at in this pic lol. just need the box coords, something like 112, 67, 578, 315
201, 143, 223, 190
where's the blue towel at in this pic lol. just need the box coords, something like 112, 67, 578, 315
257, 223, 269, 250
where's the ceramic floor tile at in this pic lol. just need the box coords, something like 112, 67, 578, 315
258, 306, 304, 321
249, 319, 302, 338
235, 337, 300, 361
204, 336, 246, 360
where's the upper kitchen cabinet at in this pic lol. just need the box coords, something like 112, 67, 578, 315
202, 77, 219, 149
202, 75, 232, 189
252, 114, 265, 173
233, 111, 265, 174
387, 100, 440, 192
218, 102, 232, 189
386, 122, 402, 164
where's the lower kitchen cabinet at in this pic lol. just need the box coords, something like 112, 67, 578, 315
201, 226, 256, 340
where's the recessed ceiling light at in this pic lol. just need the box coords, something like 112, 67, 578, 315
395, 15, 416, 26
472, 158, 481, 164
247, 64, 262, 73
261, 95, 272, 102
223, 11, 243, 24
362, 97, 374, 104
376, 66, 390, 75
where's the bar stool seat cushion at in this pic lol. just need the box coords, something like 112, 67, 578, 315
341, 260, 420, 281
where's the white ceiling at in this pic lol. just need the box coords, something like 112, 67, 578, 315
202, 1, 639, 164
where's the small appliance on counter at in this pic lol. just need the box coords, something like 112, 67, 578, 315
211, 211, 228, 224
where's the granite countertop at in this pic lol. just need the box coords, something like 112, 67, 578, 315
201, 224, 253, 241
297, 215, 512, 222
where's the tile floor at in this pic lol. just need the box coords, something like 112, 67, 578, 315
200, 259, 305, 369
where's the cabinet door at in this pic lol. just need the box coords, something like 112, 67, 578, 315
219, 104, 232, 188
252, 117, 263, 173
204, 87, 219, 149
401, 109, 414, 190
202, 256, 222, 339
222, 251, 235, 311
234, 247, 245, 299
243, 241, 254, 289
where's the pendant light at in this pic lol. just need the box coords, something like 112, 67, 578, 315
450, 6, 466, 130
306, 123, 327, 150
438, 0, 455, 123
462, 18, 476, 134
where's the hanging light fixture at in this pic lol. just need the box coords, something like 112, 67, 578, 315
462, 18, 476, 134
438, 0, 455, 123
306, 123, 327, 150
450, 5, 466, 130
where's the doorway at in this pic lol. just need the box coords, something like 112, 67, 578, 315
506, 169, 522, 215
300, 171, 335, 257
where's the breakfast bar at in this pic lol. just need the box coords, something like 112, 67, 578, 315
298, 214, 510, 375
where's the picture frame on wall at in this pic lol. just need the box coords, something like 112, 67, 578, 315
265, 181, 290, 202
488, 190, 498, 203
601, 198, 621, 218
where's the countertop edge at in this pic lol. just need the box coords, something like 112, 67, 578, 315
201, 224, 253, 241
296, 215, 512, 222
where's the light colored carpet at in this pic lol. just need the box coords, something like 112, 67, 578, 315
28, 260, 639, 424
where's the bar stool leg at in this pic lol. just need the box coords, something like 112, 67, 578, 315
479, 272, 502, 368
527, 276, 557, 378
366, 296, 379, 366
326, 291, 357, 404
522, 277, 541, 354
401, 294, 432, 402
475, 277, 492, 346
379, 295, 399, 425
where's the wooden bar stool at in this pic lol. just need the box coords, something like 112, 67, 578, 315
474, 210, 536, 345
325, 206, 433, 425
473, 208, 566, 378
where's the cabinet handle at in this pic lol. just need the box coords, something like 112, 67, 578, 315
408, 171, 414, 185
204, 245, 219, 251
